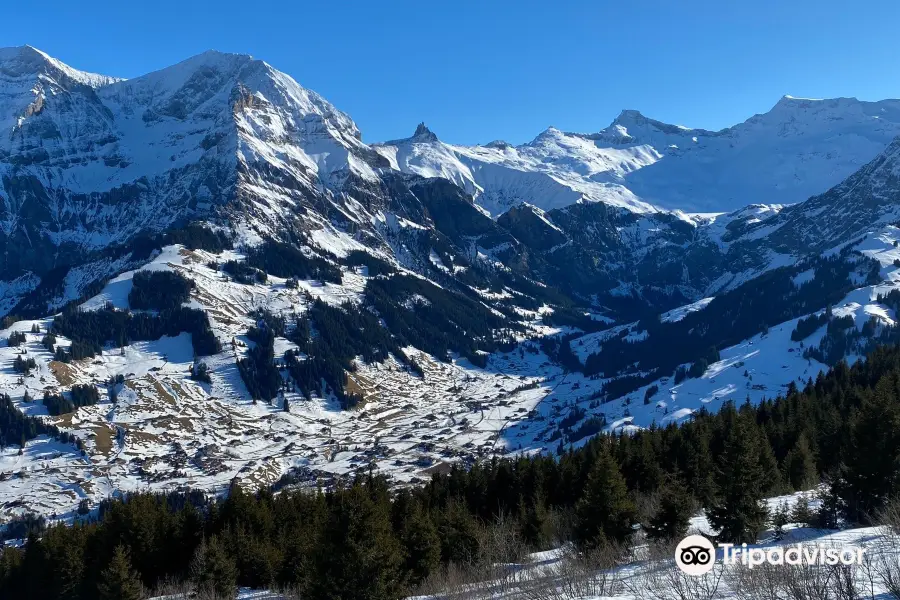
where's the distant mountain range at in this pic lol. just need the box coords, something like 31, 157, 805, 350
4, 45, 900, 522
3, 45, 900, 306
376, 96, 900, 215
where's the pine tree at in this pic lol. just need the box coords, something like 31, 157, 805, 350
575, 446, 636, 548
398, 508, 441, 588
309, 483, 404, 600
97, 545, 144, 600
814, 482, 842, 529
191, 536, 237, 599
791, 494, 814, 526
784, 433, 818, 491
0, 545, 24, 597
682, 425, 716, 505
771, 501, 790, 540
437, 500, 481, 564
839, 374, 900, 523
645, 475, 693, 542
706, 417, 769, 543
758, 433, 785, 495
519, 493, 552, 550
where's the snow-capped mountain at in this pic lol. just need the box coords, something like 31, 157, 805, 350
5, 43, 900, 313
4, 43, 900, 322
7, 45, 900, 524
376, 96, 900, 215
0, 45, 389, 279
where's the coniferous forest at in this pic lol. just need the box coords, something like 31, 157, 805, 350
6, 344, 900, 598
52, 305, 220, 360
580, 251, 881, 398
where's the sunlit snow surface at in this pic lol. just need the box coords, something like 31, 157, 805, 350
377, 97, 900, 215
0, 226, 896, 524
7, 47, 900, 534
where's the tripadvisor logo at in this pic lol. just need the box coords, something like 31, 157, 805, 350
674, 535, 867, 576
675, 535, 716, 576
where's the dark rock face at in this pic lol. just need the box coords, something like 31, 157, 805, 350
497, 205, 567, 252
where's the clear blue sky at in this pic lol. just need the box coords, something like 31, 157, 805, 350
5, 0, 899, 145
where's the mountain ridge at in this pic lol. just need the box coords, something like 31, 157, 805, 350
4, 45, 900, 528
379, 95, 900, 215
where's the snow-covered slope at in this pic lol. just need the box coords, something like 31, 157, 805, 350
375, 123, 660, 216
8, 45, 900, 525
2, 46, 377, 194
0, 45, 387, 283
376, 96, 900, 215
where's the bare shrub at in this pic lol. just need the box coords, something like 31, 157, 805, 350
517, 542, 627, 600
417, 561, 489, 600
150, 576, 193, 600
825, 561, 861, 600
416, 513, 529, 600
868, 498, 900, 599
474, 512, 528, 596
726, 558, 790, 600
545, 506, 577, 548
625, 542, 725, 600
779, 553, 838, 600
726, 543, 865, 600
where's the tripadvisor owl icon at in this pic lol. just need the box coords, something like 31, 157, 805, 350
675, 535, 716, 576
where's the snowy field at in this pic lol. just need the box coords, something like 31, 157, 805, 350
0, 243, 555, 521
5, 225, 900, 527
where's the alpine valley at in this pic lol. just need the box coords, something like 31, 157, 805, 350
2, 44, 900, 524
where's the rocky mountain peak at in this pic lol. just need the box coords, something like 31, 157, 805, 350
412, 122, 438, 142
0, 45, 121, 88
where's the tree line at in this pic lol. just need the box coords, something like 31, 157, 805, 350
52, 304, 220, 360
128, 270, 194, 311
8, 343, 900, 598
580, 251, 881, 399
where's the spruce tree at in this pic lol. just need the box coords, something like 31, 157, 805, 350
791, 494, 814, 526
706, 417, 769, 543
575, 446, 636, 548
771, 501, 790, 540
398, 508, 441, 588
814, 482, 842, 529
437, 500, 481, 564
758, 434, 785, 495
190, 536, 237, 599
645, 475, 693, 542
97, 545, 143, 600
682, 425, 716, 505
309, 483, 404, 600
519, 493, 552, 550
839, 374, 900, 523
784, 433, 818, 491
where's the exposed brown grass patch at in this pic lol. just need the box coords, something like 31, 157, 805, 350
178, 249, 202, 264
169, 381, 193, 400
238, 460, 283, 489
345, 372, 382, 407
92, 425, 114, 455
120, 425, 162, 445
151, 379, 177, 405
193, 289, 245, 320
151, 415, 195, 433
49, 361, 78, 386
423, 461, 454, 476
